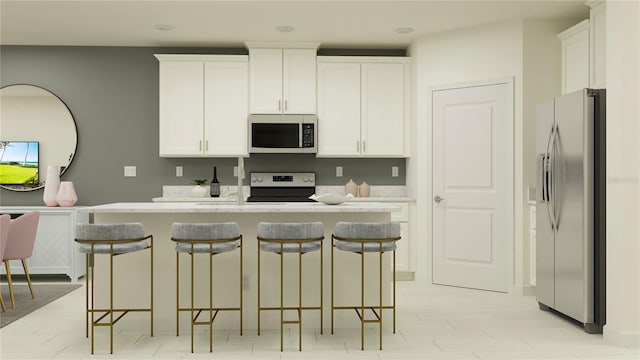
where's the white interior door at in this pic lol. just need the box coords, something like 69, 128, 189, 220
432, 80, 513, 293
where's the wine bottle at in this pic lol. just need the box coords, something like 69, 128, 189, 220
210, 166, 220, 197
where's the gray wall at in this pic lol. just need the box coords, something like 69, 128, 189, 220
0, 46, 406, 206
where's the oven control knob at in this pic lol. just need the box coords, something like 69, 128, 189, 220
251, 176, 257, 182
257, 177, 263, 182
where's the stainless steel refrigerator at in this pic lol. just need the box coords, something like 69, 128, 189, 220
535, 88, 606, 334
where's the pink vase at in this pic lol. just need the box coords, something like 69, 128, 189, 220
56, 181, 78, 207
42, 165, 61, 206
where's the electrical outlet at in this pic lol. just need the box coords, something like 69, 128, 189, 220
124, 166, 136, 177
176, 166, 183, 177
392, 166, 399, 177
234, 166, 238, 177
336, 166, 343, 177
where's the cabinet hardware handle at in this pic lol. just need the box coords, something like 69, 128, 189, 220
284, 100, 288, 111
434, 195, 444, 203
278, 100, 281, 111
199, 141, 202, 151
363, 140, 366, 152
357, 141, 360, 152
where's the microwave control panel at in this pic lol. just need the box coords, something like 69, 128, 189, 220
302, 124, 315, 148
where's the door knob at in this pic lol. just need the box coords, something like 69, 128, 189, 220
434, 195, 444, 203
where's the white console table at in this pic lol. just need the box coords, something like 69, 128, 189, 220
0, 206, 89, 282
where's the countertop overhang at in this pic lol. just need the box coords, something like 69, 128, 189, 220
85, 202, 400, 213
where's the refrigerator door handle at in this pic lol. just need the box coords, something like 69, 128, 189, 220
549, 124, 559, 230
544, 125, 557, 230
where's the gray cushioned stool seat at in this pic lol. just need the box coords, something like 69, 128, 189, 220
334, 222, 400, 252
76, 223, 149, 254
257, 222, 323, 253
172, 222, 240, 254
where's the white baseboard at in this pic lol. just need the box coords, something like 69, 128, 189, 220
604, 325, 640, 347
511, 284, 536, 296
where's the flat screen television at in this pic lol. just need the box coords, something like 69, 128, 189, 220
0, 141, 40, 186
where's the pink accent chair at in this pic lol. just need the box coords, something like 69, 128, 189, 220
0, 214, 10, 312
2, 211, 40, 308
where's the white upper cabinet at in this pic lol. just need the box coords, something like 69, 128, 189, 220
559, 2, 607, 94
589, 1, 606, 89
559, 19, 590, 94
249, 48, 317, 114
156, 54, 248, 157
317, 57, 409, 157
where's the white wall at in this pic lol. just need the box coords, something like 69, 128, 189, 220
604, 0, 640, 347
408, 18, 579, 291
408, 20, 524, 287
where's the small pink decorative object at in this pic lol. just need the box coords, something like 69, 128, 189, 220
55, 181, 78, 207
42, 165, 61, 206
345, 179, 358, 197
358, 181, 370, 197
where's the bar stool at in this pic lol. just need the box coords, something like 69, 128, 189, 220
75, 223, 153, 354
172, 222, 243, 353
331, 222, 400, 350
257, 222, 324, 351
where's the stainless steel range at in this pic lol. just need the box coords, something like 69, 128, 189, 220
247, 172, 316, 202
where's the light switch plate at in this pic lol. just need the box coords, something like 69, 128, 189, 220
176, 166, 183, 177
336, 166, 343, 177
124, 166, 136, 177
233, 166, 238, 177
392, 166, 399, 177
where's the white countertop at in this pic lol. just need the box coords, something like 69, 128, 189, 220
85, 202, 400, 213
152, 196, 414, 203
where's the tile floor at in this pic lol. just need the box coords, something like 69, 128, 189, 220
1, 280, 638, 359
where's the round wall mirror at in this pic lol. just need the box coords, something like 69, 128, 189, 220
0, 84, 78, 191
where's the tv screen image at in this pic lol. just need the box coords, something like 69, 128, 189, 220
0, 141, 39, 186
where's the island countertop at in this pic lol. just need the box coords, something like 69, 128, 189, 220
84, 201, 400, 213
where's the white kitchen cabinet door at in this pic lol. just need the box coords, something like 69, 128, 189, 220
159, 61, 204, 156
204, 61, 248, 156
249, 48, 317, 114
589, 2, 606, 89
157, 54, 249, 157
317, 57, 408, 157
249, 49, 283, 114
361, 63, 405, 156
559, 20, 590, 94
316, 62, 361, 156
283, 49, 317, 114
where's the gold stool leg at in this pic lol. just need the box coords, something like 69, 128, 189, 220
21, 259, 35, 299
150, 239, 154, 337
298, 246, 302, 351
331, 242, 334, 335
361, 245, 365, 351
320, 242, 323, 335
280, 244, 284, 352
239, 238, 243, 336
209, 247, 213, 353
109, 250, 114, 354
190, 251, 194, 353
379, 249, 383, 350
4, 260, 15, 308
393, 249, 397, 334
257, 241, 261, 336
176, 252, 180, 336
85, 254, 89, 338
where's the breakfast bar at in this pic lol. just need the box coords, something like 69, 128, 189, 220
82, 201, 399, 333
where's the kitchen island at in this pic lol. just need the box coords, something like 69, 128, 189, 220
82, 202, 399, 333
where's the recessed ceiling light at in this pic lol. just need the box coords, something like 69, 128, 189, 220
276, 25, 295, 33
394, 27, 414, 34
154, 24, 174, 31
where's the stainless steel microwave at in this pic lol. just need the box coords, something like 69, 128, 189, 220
248, 114, 317, 154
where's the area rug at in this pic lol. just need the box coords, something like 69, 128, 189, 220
0, 283, 81, 328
